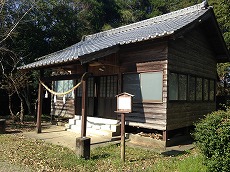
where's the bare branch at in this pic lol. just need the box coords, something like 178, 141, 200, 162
0, 0, 5, 14
0, 5, 34, 44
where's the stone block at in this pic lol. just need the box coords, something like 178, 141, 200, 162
76, 137, 91, 159
0, 119, 6, 134
69, 119, 76, 125
92, 125, 101, 130
100, 125, 111, 131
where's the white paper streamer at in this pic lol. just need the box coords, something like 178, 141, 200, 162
54, 95, 57, 103
63, 95, 66, 104
72, 91, 75, 99
45, 90, 48, 98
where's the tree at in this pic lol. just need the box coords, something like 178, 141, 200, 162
0, 52, 29, 122
0, 0, 34, 121
208, 0, 230, 96
208, 0, 230, 49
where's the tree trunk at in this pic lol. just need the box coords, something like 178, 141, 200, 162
18, 94, 24, 123
8, 95, 16, 122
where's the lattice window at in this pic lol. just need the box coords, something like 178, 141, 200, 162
55, 80, 74, 98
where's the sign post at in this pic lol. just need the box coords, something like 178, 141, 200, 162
120, 112, 125, 162
115, 92, 133, 162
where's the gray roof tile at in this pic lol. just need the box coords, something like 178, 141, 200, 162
19, 2, 210, 70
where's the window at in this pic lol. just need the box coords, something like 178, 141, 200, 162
169, 73, 178, 100
99, 77, 106, 97
123, 72, 163, 102
123, 74, 141, 100
76, 78, 94, 97
88, 78, 94, 97
77, 79, 82, 97
169, 72, 216, 102
169, 73, 187, 101
209, 80, 215, 101
99, 75, 117, 98
188, 76, 196, 101
107, 76, 117, 97
179, 74, 187, 100
55, 80, 73, 98
203, 79, 209, 101
196, 78, 203, 101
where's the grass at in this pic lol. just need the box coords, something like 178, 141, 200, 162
0, 133, 207, 172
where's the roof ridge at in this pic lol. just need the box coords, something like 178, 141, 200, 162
85, 1, 209, 41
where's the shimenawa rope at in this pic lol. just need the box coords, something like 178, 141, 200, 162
39, 72, 87, 96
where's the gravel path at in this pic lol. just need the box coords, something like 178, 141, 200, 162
0, 161, 34, 172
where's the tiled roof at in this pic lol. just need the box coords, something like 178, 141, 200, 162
19, 1, 211, 70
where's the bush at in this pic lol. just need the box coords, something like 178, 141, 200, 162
193, 110, 230, 172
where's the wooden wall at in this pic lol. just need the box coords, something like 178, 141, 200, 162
51, 97, 75, 118
50, 40, 169, 130
50, 28, 218, 132
119, 40, 168, 130
167, 28, 217, 130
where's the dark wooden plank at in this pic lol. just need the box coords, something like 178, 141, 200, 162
41, 74, 82, 82
168, 29, 217, 78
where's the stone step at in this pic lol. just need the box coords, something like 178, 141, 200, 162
67, 125, 120, 137
68, 120, 120, 132
67, 116, 121, 137
70, 116, 120, 125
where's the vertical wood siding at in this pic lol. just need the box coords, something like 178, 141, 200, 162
51, 97, 75, 118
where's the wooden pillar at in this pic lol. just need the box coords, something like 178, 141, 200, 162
163, 130, 168, 141
73, 79, 77, 116
36, 71, 44, 133
81, 79, 88, 137
81, 66, 88, 138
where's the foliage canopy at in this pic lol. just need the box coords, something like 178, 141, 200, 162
194, 110, 230, 172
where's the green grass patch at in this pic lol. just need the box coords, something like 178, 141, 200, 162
0, 134, 206, 172
153, 150, 207, 172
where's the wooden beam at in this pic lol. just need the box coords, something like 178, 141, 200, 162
36, 71, 44, 133
41, 74, 81, 82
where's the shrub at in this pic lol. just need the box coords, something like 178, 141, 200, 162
193, 110, 230, 172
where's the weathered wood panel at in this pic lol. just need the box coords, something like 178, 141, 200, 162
51, 97, 95, 118
168, 29, 217, 78
51, 97, 75, 118
167, 102, 215, 130
97, 98, 117, 119
72, 54, 120, 76
120, 40, 168, 64
118, 40, 168, 130
167, 28, 217, 130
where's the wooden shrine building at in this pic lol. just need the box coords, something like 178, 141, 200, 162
19, 2, 229, 145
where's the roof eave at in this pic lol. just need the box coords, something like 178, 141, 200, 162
172, 8, 230, 62
79, 45, 120, 64
18, 45, 120, 71
208, 9, 230, 62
